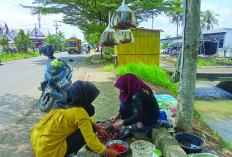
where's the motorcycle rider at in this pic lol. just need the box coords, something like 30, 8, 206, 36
40, 43, 55, 60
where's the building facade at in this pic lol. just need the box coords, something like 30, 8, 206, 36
160, 28, 232, 57
0, 21, 50, 48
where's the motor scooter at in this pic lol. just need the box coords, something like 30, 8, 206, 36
38, 59, 72, 112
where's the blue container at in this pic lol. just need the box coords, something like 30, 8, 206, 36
159, 111, 167, 121
174, 133, 206, 154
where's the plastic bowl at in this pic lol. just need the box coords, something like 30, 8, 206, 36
174, 133, 206, 154
105, 140, 129, 154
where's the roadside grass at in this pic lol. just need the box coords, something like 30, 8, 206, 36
116, 62, 178, 96
198, 57, 232, 66
54, 51, 61, 53
0, 52, 40, 62
216, 58, 232, 64
89, 54, 114, 65
197, 58, 217, 66
102, 64, 114, 72
193, 110, 232, 151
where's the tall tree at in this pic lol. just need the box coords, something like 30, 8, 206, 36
44, 34, 59, 50
14, 29, 33, 53
176, 0, 200, 131
57, 31, 65, 51
24, 0, 182, 42
200, 10, 219, 31
0, 35, 8, 52
167, 11, 183, 36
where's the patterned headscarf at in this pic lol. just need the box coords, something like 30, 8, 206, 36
114, 73, 152, 102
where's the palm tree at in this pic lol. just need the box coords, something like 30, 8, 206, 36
200, 10, 219, 30
167, 12, 183, 37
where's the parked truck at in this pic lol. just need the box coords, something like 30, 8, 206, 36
67, 39, 81, 54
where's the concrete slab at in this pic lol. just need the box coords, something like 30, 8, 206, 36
152, 128, 188, 157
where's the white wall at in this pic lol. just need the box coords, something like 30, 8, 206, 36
224, 30, 232, 49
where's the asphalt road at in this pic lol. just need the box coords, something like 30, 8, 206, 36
0, 52, 92, 157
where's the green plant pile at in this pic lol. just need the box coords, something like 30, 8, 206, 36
116, 62, 178, 96
0, 52, 40, 62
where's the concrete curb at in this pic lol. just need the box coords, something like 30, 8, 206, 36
152, 128, 188, 157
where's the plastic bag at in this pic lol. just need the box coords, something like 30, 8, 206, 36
111, 0, 136, 30
118, 29, 134, 44
100, 12, 120, 46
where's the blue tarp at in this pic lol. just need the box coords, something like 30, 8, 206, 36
195, 86, 232, 100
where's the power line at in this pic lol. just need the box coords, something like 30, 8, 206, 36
2, 1, 29, 15
1, 1, 24, 14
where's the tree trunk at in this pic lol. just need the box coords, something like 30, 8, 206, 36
176, 0, 201, 131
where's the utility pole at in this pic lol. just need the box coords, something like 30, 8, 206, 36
34, 23, 38, 52
53, 20, 61, 35
38, 12, 41, 29
176, 0, 201, 131
35, 23, 38, 40
151, 12, 154, 29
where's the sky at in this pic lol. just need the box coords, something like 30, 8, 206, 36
0, 0, 232, 42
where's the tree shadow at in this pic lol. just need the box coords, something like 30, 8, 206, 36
0, 94, 46, 157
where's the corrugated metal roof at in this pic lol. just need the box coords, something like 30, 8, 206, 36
203, 28, 232, 34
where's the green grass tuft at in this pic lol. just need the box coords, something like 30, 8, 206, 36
116, 62, 178, 96
0, 52, 40, 62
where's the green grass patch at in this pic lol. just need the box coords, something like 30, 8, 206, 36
0, 52, 40, 62
197, 57, 232, 66
102, 64, 114, 72
197, 58, 217, 66
116, 62, 178, 96
216, 58, 232, 64
54, 51, 61, 53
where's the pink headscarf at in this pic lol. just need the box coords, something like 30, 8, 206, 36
114, 73, 152, 102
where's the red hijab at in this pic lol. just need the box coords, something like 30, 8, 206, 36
114, 73, 152, 102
